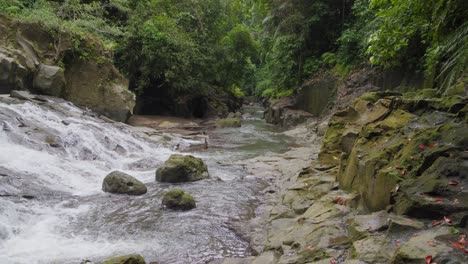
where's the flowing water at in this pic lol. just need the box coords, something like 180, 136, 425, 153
0, 96, 292, 264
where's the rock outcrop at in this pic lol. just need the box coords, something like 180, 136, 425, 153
319, 90, 467, 216
162, 189, 196, 210
101, 254, 146, 264
102, 171, 147, 195
264, 96, 314, 127
0, 15, 135, 122
156, 154, 209, 183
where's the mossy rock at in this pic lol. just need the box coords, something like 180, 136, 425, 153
162, 189, 196, 210
216, 118, 241, 128
156, 154, 209, 183
102, 171, 147, 195
101, 254, 146, 264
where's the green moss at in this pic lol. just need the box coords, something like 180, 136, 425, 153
216, 118, 241, 128
102, 254, 146, 264
162, 189, 196, 210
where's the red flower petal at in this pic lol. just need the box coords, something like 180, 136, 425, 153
432, 220, 442, 227
425, 255, 432, 264
434, 198, 443, 203
444, 216, 452, 224
337, 198, 345, 205
395, 241, 401, 247
330, 257, 337, 264
419, 144, 426, 150
449, 180, 459, 186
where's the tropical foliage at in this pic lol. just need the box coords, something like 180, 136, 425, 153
1, 0, 466, 98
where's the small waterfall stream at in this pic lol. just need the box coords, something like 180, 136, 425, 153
0, 96, 292, 264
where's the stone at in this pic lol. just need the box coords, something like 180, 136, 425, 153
162, 189, 196, 210
216, 118, 242, 128
0, 53, 29, 93
227, 112, 242, 119
101, 254, 146, 264
156, 154, 209, 183
352, 211, 389, 233
102, 171, 147, 195
10, 90, 34, 100
64, 60, 135, 122
352, 235, 396, 263
33, 64, 66, 97
392, 227, 456, 264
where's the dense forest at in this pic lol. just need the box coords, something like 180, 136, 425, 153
2, 0, 466, 103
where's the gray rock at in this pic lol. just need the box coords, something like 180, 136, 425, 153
102, 171, 147, 195
101, 254, 146, 264
33, 64, 66, 97
0, 53, 29, 93
162, 189, 196, 210
156, 154, 209, 183
353, 210, 389, 233
10, 90, 34, 100
392, 227, 456, 263
227, 112, 242, 119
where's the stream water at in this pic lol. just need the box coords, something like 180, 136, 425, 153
0, 96, 292, 264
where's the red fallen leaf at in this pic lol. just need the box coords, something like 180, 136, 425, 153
434, 198, 443, 203
337, 198, 345, 205
419, 144, 426, 150
401, 169, 407, 175
432, 220, 443, 227
459, 235, 467, 245
449, 180, 459, 186
444, 216, 452, 224
451, 241, 465, 249
426, 255, 432, 264
330, 257, 337, 264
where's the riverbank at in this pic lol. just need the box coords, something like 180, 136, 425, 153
223, 91, 467, 264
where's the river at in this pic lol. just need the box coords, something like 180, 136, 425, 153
0, 95, 294, 264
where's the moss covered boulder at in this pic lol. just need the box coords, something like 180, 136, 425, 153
216, 118, 241, 128
102, 171, 147, 195
156, 154, 209, 183
101, 254, 146, 264
162, 189, 196, 210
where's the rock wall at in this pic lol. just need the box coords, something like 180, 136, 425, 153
319, 90, 467, 217
0, 15, 135, 122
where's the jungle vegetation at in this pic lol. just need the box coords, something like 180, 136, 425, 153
1, 0, 466, 99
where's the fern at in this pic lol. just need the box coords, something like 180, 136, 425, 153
436, 21, 468, 94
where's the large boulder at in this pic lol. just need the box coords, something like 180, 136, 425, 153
33, 64, 66, 97
156, 154, 209, 183
216, 118, 241, 128
162, 189, 196, 210
0, 52, 29, 93
64, 60, 135, 122
102, 171, 147, 195
101, 254, 146, 264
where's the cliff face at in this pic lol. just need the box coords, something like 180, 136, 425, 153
319, 90, 467, 216
0, 15, 135, 122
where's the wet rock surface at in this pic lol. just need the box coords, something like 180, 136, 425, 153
162, 189, 196, 211
101, 254, 146, 264
102, 171, 147, 195
156, 154, 209, 183
225, 91, 467, 263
